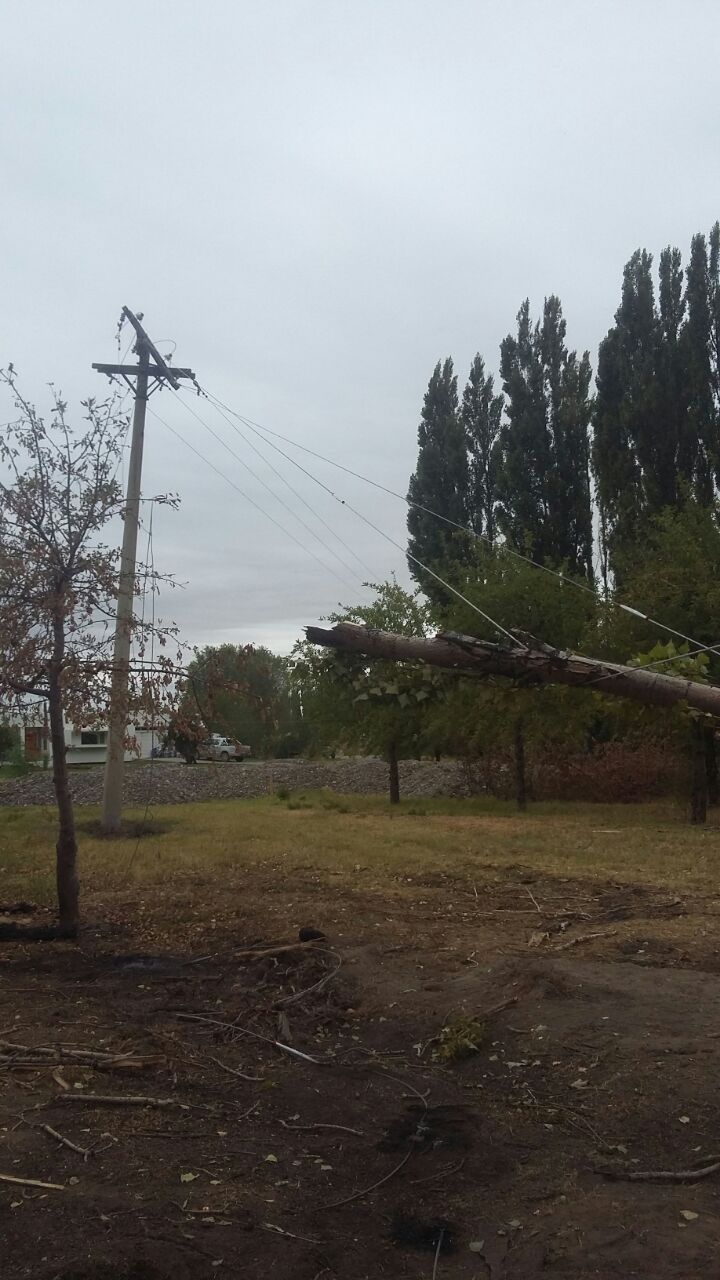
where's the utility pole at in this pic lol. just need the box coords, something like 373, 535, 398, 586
94, 308, 195, 833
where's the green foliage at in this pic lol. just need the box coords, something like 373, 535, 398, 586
593, 226, 720, 574
422, 544, 599, 783
593, 640, 712, 773
294, 579, 442, 766
432, 1015, 486, 1062
0, 724, 17, 761
462, 353, 503, 542
496, 296, 593, 578
601, 502, 720, 677
407, 359, 470, 597
449, 541, 596, 651
0, 740, 33, 776
180, 644, 306, 757
628, 640, 709, 682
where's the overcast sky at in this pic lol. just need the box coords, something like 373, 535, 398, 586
2, 1, 719, 654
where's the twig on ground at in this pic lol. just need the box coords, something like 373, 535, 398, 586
597, 1156, 720, 1183
275, 953, 342, 1007
553, 929, 617, 951
175, 1012, 321, 1064
34, 1122, 91, 1159
410, 1157, 465, 1185
524, 886, 542, 913
56, 1093, 184, 1108
534, 1100, 612, 1150
320, 1149, 413, 1210
262, 1222, 324, 1244
0, 1039, 163, 1072
234, 939, 323, 960
432, 1227, 446, 1279
280, 1119, 364, 1137
208, 1054, 263, 1082
133, 1131, 211, 1140
0, 1171, 65, 1190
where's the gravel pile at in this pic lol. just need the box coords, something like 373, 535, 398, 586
0, 758, 468, 808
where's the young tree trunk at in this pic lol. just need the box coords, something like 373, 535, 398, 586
48, 672, 79, 935
704, 727, 719, 806
388, 741, 400, 805
690, 721, 708, 826
514, 716, 527, 812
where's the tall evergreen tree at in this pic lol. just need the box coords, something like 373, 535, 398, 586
407, 358, 469, 596
461, 353, 503, 543
683, 223, 720, 501
593, 231, 720, 575
496, 297, 593, 577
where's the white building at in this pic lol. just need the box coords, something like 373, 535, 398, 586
6, 712, 163, 766
62, 724, 160, 765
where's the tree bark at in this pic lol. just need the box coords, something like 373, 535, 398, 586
388, 741, 400, 805
704, 727, 719, 806
691, 721, 708, 826
514, 717, 527, 811
48, 620, 79, 934
305, 623, 720, 718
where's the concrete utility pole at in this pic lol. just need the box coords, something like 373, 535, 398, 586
94, 308, 195, 833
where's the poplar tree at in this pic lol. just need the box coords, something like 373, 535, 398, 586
683, 223, 720, 502
407, 358, 469, 596
461, 353, 503, 543
496, 297, 593, 577
593, 230, 720, 575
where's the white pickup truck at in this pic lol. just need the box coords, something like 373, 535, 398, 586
197, 734, 252, 762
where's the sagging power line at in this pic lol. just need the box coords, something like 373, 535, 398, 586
190, 384, 720, 672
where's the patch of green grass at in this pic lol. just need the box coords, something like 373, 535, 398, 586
433, 1016, 486, 1062
0, 793, 718, 909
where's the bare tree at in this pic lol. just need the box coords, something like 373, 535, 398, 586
0, 369, 181, 936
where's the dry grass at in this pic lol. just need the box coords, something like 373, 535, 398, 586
1, 790, 719, 907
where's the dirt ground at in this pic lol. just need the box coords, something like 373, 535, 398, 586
2, 848, 720, 1278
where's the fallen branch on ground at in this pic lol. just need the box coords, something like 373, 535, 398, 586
56, 1093, 183, 1108
553, 929, 618, 950
33, 1122, 91, 1159
175, 1012, 321, 1064
262, 1222, 324, 1244
208, 1054, 263, 1082
274, 952, 342, 1007
320, 1149, 413, 1210
597, 1156, 720, 1183
0, 1039, 163, 1072
280, 1119, 364, 1137
0, 1171, 65, 1190
234, 939, 323, 960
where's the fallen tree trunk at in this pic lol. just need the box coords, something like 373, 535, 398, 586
305, 623, 720, 717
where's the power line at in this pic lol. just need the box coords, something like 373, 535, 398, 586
332, 493, 520, 643
146, 405, 359, 594
164, 395, 360, 592
188, 390, 378, 582
171, 389, 371, 587
176, 391, 516, 643
198, 386, 720, 670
